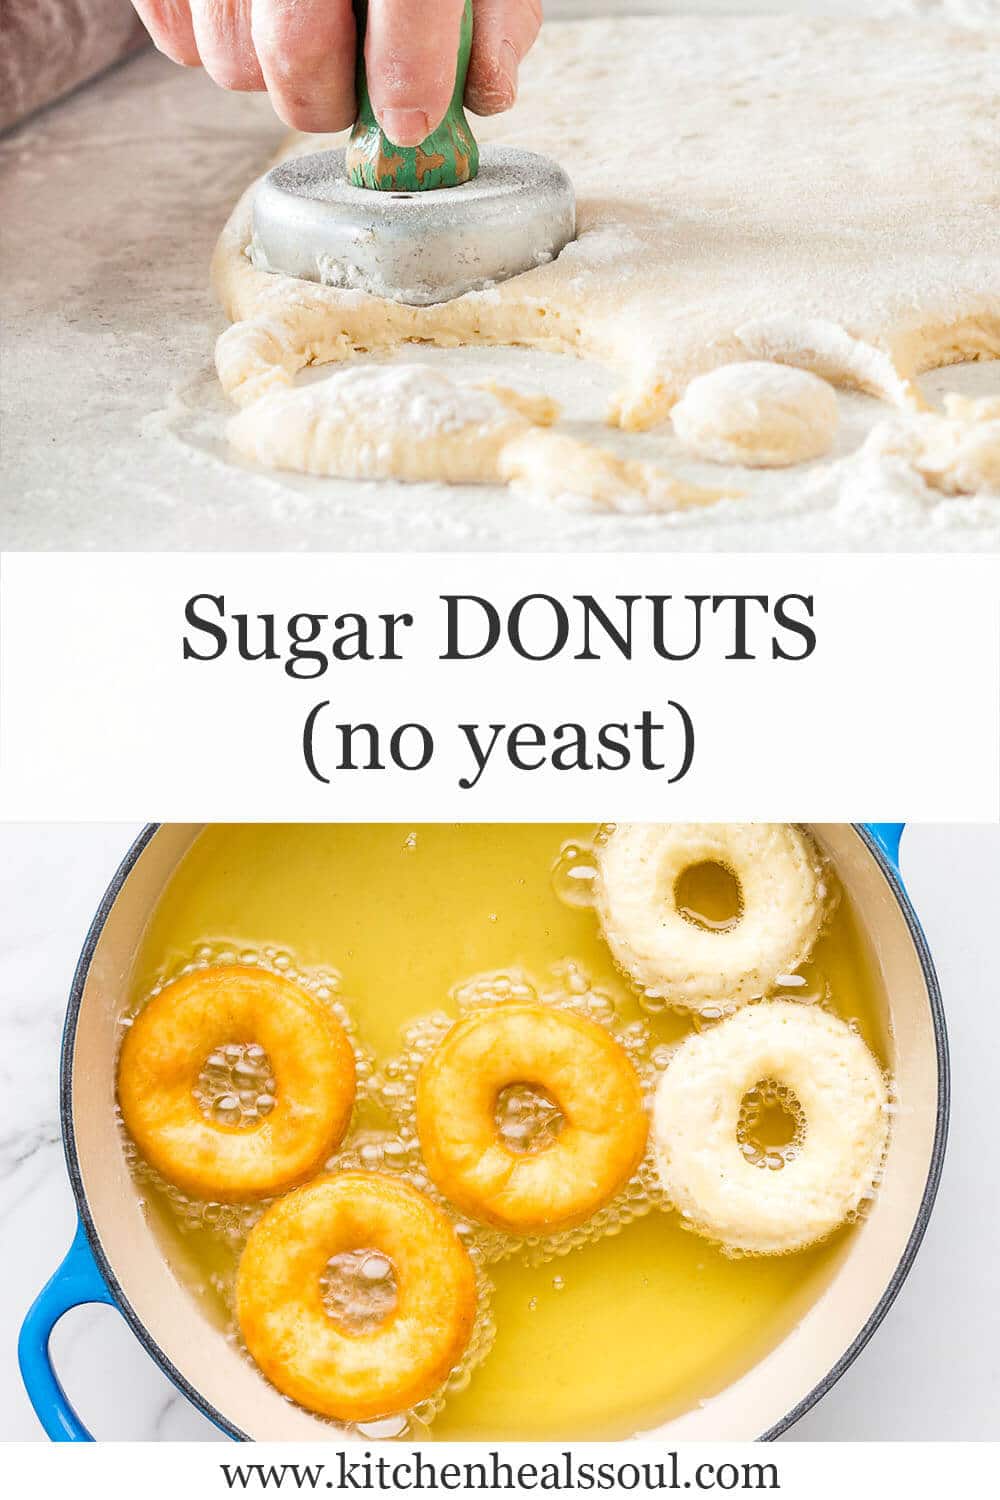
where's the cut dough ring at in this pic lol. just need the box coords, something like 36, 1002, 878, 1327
594, 823, 831, 1011
236, 1172, 478, 1421
653, 1001, 890, 1254
117, 964, 356, 1201
416, 1002, 649, 1234
215, 309, 326, 409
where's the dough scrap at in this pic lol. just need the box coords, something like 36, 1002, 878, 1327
212, 16, 1000, 435
671, 362, 839, 468
828, 392, 1000, 531
499, 429, 734, 514
228, 363, 731, 513
734, 318, 926, 413
868, 394, 1000, 497
227, 365, 531, 485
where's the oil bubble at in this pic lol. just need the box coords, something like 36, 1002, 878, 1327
551, 841, 598, 908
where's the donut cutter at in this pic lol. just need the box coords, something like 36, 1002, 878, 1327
250, 0, 576, 306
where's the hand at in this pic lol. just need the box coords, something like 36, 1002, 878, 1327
132, 1, 542, 137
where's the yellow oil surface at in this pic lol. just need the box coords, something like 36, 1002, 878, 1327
127, 823, 887, 1441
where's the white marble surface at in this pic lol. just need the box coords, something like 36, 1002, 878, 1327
0, 822, 997, 1441
2, 1, 998, 553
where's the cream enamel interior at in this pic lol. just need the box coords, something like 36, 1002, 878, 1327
66, 824, 941, 1441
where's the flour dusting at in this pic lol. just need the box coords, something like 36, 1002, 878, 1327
225, 363, 529, 483
877, 0, 1000, 24
275, 365, 510, 436
214, 9, 1000, 501
829, 395, 1000, 533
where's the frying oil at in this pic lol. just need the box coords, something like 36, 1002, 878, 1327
124, 824, 888, 1441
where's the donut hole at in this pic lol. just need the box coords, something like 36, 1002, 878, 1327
320, 1248, 399, 1335
674, 860, 743, 932
195, 1041, 277, 1129
495, 1082, 565, 1154
737, 1079, 803, 1170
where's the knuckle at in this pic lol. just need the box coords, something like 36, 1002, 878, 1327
257, 38, 327, 79
252, 4, 349, 76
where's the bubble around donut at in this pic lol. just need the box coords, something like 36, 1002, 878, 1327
594, 823, 830, 1011
117, 964, 356, 1201
416, 1002, 649, 1234
236, 1172, 478, 1421
653, 1001, 889, 1254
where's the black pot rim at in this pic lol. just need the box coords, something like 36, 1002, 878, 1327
59, 822, 950, 1445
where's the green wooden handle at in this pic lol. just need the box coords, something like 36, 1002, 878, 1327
346, 0, 479, 191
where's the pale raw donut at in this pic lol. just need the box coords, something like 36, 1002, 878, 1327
416, 1002, 648, 1234
594, 823, 830, 1011
237, 1172, 478, 1421
118, 965, 356, 1201
653, 1001, 889, 1254
672, 362, 839, 467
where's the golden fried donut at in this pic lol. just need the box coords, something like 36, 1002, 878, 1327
416, 1002, 648, 1234
236, 1172, 478, 1421
117, 964, 356, 1201
594, 823, 830, 1011
653, 1001, 889, 1254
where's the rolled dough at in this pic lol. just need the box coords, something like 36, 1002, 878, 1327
212, 15, 1000, 488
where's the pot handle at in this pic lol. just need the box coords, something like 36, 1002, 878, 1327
864, 823, 905, 870
18, 1218, 116, 1441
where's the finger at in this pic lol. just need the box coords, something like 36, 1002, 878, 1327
190, 1, 265, 90
365, 0, 466, 148
466, 0, 542, 116
252, 0, 357, 132
131, 1, 201, 66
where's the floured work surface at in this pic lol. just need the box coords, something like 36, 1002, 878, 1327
4, 10, 1000, 548
213, 13, 1000, 530
217, 16, 999, 419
